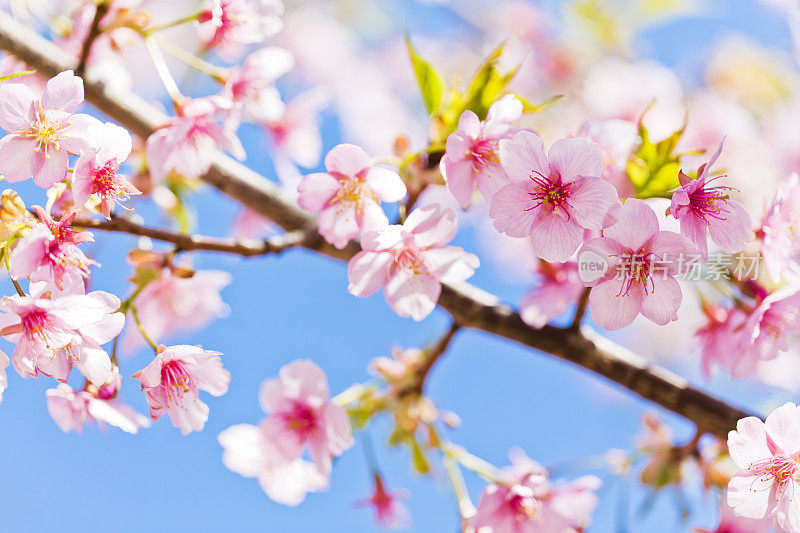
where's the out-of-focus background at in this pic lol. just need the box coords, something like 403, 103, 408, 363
1, 0, 798, 531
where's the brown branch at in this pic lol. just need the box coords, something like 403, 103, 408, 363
570, 287, 591, 330
0, 11, 758, 438
76, 1, 109, 77
72, 215, 312, 257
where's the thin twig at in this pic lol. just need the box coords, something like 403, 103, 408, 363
570, 287, 591, 330
76, 1, 109, 77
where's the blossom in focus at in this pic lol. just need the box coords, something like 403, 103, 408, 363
489, 130, 619, 262
355, 473, 410, 529
126, 268, 231, 347
0, 290, 122, 384
223, 47, 293, 125
198, 0, 284, 60
135, 344, 230, 435
727, 402, 800, 532
468, 449, 601, 533
297, 143, 406, 249
72, 121, 140, 219
46, 383, 150, 434
145, 96, 245, 182
580, 199, 696, 330
259, 359, 353, 474
9, 206, 95, 296
218, 422, 329, 505
0, 70, 100, 188
520, 261, 585, 329
439, 94, 522, 208
669, 140, 752, 260
348, 203, 480, 320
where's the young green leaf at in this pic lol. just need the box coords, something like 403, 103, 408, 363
405, 36, 445, 116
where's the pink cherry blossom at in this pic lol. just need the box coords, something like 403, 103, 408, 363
9, 206, 95, 296
197, 0, 284, 60
727, 402, 800, 532
520, 261, 585, 328
259, 359, 353, 474
218, 422, 329, 505
489, 130, 620, 262
0, 290, 123, 385
580, 199, 696, 330
297, 143, 406, 249
125, 268, 231, 347
468, 450, 601, 533
145, 96, 245, 182
355, 474, 410, 529
264, 89, 327, 169
0, 70, 100, 188
577, 119, 638, 199
670, 140, 752, 259
695, 303, 748, 378
757, 173, 800, 282
72, 121, 140, 218
695, 502, 770, 533
135, 344, 230, 435
46, 383, 150, 434
440, 94, 523, 208
348, 203, 480, 321
224, 47, 293, 125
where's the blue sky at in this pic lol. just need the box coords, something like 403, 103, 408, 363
0, 1, 796, 532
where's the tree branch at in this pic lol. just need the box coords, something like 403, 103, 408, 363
0, 11, 757, 438
75, 0, 109, 77
73, 215, 312, 256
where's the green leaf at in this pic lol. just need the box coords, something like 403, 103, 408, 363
409, 437, 430, 474
518, 94, 565, 114
405, 36, 445, 116
461, 44, 519, 121
626, 118, 686, 198
0, 70, 36, 83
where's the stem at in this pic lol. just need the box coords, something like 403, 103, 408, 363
444, 454, 475, 521
76, 0, 109, 76
444, 443, 503, 483
2, 251, 25, 296
144, 35, 183, 104
156, 35, 227, 83
570, 287, 591, 330
142, 10, 205, 36
130, 305, 158, 353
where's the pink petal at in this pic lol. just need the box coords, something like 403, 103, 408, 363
647, 230, 698, 275
530, 213, 583, 263
489, 181, 537, 238
728, 416, 770, 468
589, 279, 644, 330
547, 137, 604, 181
567, 177, 620, 230
0, 83, 35, 131
324, 143, 370, 177
603, 199, 659, 250
727, 473, 773, 520
32, 148, 69, 188
678, 214, 709, 259
41, 70, 84, 112
708, 201, 752, 253
441, 154, 477, 209
455, 110, 481, 140
404, 204, 458, 248
482, 94, 522, 138
0, 135, 38, 182
318, 204, 360, 249
358, 199, 389, 235
498, 130, 548, 182
765, 402, 800, 456
365, 167, 406, 203
348, 250, 393, 297
423, 246, 480, 283
297, 173, 339, 211
279, 359, 330, 406
385, 270, 440, 321
218, 423, 264, 478
639, 274, 682, 325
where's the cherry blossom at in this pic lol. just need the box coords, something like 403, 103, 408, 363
355, 474, 410, 529
696, 303, 748, 378
0, 70, 100, 188
9, 206, 95, 296
297, 143, 406, 249
145, 96, 245, 182
46, 383, 150, 434
439, 94, 522, 208
757, 173, 800, 282
126, 268, 231, 347
72, 121, 140, 219
259, 359, 353, 474
264, 89, 327, 169
489, 130, 620, 262
520, 261, 585, 328
223, 47, 293, 124
218, 422, 329, 505
348, 203, 479, 320
727, 402, 800, 532
0, 289, 122, 385
135, 344, 230, 435
669, 140, 752, 259
468, 450, 601, 533
579, 199, 696, 330
198, 0, 284, 60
